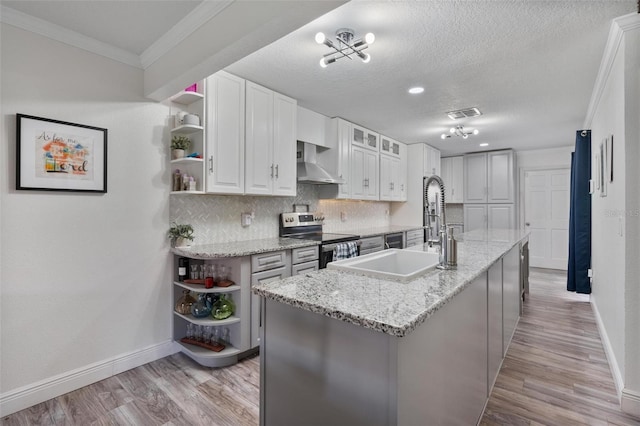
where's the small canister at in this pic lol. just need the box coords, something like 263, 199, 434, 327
447, 226, 458, 267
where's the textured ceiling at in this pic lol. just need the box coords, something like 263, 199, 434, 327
1, 0, 636, 156
226, 0, 637, 155
1, 0, 201, 54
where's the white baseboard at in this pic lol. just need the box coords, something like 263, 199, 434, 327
591, 299, 624, 395
0, 340, 178, 417
621, 388, 640, 417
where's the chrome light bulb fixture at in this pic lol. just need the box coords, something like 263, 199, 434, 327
316, 28, 375, 67
441, 125, 479, 140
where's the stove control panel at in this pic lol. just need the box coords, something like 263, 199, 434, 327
281, 212, 324, 227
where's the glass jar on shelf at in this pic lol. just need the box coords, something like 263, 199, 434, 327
191, 293, 213, 318
175, 289, 196, 315
212, 294, 235, 320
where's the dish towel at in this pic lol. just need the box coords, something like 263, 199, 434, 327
333, 241, 359, 261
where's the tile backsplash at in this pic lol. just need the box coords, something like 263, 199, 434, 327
319, 199, 391, 233
170, 185, 392, 244
446, 204, 464, 224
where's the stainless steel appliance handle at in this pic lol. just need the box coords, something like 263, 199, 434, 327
322, 240, 362, 252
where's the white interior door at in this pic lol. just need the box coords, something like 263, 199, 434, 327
524, 169, 570, 269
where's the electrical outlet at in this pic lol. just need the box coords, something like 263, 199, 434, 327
340, 212, 347, 222
241, 212, 252, 227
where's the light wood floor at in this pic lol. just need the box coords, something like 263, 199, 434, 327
4, 268, 639, 425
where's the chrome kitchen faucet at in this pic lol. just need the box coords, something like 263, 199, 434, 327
425, 175, 457, 269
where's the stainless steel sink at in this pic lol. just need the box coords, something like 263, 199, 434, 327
327, 249, 440, 282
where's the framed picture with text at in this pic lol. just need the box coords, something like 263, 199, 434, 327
16, 114, 107, 193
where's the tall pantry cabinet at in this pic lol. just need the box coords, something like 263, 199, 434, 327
390, 143, 441, 227
463, 150, 516, 232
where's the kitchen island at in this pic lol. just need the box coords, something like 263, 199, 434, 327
253, 228, 529, 426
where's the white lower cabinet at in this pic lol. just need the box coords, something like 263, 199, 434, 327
250, 250, 291, 348
488, 204, 515, 229
405, 229, 424, 248
464, 204, 515, 231
360, 235, 384, 255
464, 204, 487, 232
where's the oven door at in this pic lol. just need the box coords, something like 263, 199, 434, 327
319, 240, 361, 269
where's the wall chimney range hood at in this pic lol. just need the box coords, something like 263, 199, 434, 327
296, 141, 345, 185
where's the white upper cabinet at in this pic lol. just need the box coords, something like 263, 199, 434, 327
245, 81, 297, 196
464, 150, 515, 204
464, 153, 489, 203
351, 145, 379, 200
424, 145, 441, 177
272, 93, 297, 196
487, 151, 515, 203
351, 124, 379, 151
205, 71, 245, 194
441, 156, 464, 203
379, 137, 407, 202
297, 106, 328, 147
380, 135, 402, 158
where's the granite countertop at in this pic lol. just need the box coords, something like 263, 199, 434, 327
253, 228, 529, 337
171, 237, 319, 259
329, 225, 424, 238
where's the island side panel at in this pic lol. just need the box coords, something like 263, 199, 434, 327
503, 244, 521, 354
261, 299, 395, 426
396, 273, 489, 425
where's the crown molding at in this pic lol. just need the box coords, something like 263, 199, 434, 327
140, 0, 234, 69
0, 5, 142, 68
583, 12, 640, 129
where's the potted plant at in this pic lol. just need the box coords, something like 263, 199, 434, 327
171, 135, 191, 159
168, 222, 194, 248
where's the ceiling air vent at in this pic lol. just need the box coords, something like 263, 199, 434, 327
447, 107, 482, 120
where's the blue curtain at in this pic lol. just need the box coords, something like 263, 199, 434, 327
567, 130, 591, 294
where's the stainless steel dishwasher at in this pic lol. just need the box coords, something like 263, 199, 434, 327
384, 232, 404, 249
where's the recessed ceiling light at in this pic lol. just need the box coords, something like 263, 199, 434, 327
408, 87, 424, 94
479, 143, 489, 147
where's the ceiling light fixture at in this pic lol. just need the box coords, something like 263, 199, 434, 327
408, 87, 424, 94
316, 28, 375, 67
440, 125, 480, 140
479, 143, 489, 147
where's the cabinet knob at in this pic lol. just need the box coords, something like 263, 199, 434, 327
525, 222, 530, 226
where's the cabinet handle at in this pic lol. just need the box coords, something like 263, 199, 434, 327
390, 182, 394, 190
209, 156, 213, 173
275, 164, 279, 179
271, 164, 274, 178
401, 184, 404, 191
452, 188, 455, 196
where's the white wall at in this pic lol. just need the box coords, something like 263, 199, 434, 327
0, 24, 173, 415
587, 13, 640, 416
516, 146, 573, 170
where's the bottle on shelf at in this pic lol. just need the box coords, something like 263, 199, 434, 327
178, 257, 189, 281
173, 169, 182, 191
